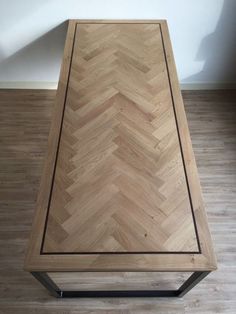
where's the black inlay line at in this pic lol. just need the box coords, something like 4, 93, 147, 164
158, 24, 201, 253
40, 22, 78, 254
41, 22, 200, 255
42, 251, 200, 255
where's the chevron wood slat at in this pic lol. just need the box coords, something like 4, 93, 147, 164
25, 20, 216, 273
41, 23, 198, 253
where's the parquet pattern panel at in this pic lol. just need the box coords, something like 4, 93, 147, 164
43, 23, 198, 253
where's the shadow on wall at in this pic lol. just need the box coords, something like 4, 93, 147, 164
0, 0, 236, 85
0, 0, 50, 61
183, 0, 236, 85
0, 21, 68, 82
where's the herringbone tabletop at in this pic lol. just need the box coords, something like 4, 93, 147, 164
42, 23, 198, 253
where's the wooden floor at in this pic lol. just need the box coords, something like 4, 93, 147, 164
0, 89, 235, 313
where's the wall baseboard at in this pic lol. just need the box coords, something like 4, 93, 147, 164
0, 81, 235, 90
180, 83, 236, 90
0, 81, 58, 89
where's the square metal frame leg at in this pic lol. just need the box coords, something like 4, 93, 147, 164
31, 271, 210, 298
31, 272, 62, 298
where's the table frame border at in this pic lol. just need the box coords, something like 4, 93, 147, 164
31, 271, 210, 298
24, 19, 217, 280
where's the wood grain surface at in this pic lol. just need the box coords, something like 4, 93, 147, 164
0, 89, 234, 313
43, 22, 198, 253
24, 20, 216, 272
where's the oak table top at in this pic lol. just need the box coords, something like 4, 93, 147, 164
24, 20, 216, 273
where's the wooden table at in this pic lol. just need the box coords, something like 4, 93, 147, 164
24, 20, 217, 298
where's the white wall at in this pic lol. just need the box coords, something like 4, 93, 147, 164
0, 0, 235, 88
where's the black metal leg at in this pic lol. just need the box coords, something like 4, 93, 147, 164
177, 271, 210, 297
31, 271, 210, 298
31, 272, 62, 298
